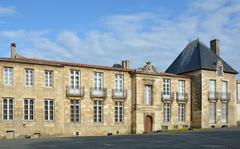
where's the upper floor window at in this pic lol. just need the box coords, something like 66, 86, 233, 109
24, 98, 34, 121
178, 80, 185, 99
44, 99, 54, 121
209, 80, 216, 99
25, 69, 34, 87
115, 101, 124, 123
144, 85, 152, 105
3, 67, 13, 86
45, 70, 53, 88
94, 100, 103, 123
163, 79, 171, 97
70, 70, 80, 89
115, 74, 123, 93
2, 98, 14, 120
221, 81, 228, 99
93, 72, 103, 90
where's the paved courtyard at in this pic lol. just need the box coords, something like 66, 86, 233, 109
0, 128, 240, 149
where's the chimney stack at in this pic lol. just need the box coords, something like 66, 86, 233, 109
10, 42, 16, 58
210, 39, 220, 56
122, 60, 130, 69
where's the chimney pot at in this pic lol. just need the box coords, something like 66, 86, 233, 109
10, 42, 16, 58
210, 39, 220, 56
122, 60, 130, 69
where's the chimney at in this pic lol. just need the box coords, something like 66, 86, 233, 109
210, 39, 220, 56
122, 60, 130, 69
10, 42, 16, 58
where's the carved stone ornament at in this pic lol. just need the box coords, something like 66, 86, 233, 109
137, 61, 159, 73
216, 59, 224, 76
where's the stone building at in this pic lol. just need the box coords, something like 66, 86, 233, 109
0, 39, 238, 139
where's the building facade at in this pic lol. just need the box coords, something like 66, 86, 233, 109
0, 39, 238, 139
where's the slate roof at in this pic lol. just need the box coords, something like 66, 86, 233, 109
165, 39, 238, 74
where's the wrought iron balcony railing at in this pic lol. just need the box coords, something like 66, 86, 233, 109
208, 91, 219, 101
161, 92, 174, 102
112, 89, 128, 99
176, 92, 188, 102
220, 92, 230, 102
66, 86, 85, 97
90, 88, 107, 98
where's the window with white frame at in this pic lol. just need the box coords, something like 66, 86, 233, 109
70, 100, 80, 122
209, 102, 216, 124
144, 85, 152, 105
70, 70, 80, 89
24, 98, 34, 120
94, 72, 103, 90
2, 98, 14, 120
94, 101, 103, 123
163, 103, 171, 122
45, 70, 53, 88
221, 81, 227, 99
25, 69, 34, 87
163, 79, 171, 98
44, 99, 54, 121
115, 101, 124, 123
3, 67, 13, 86
178, 103, 185, 122
178, 80, 185, 99
115, 74, 123, 94
221, 102, 228, 124
209, 80, 216, 98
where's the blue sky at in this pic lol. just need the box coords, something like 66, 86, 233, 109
0, 0, 239, 76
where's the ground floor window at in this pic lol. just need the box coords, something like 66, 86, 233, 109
94, 101, 103, 123
44, 99, 54, 121
24, 98, 34, 121
221, 102, 228, 124
209, 102, 216, 124
2, 98, 14, 120
115, 101, 124, 123
178, 103, 185, 122
163, 103, 171, 122
70, 100, 80, 122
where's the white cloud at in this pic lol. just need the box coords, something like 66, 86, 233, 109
0, 6, 16, 16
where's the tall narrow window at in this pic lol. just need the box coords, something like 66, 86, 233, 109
24, 99, 34, 120
178, 80, 185, 99
163, 79, 171, 98
70, 100, 80, 122
209, 102, 216, 124
94, 101, 103, 123
209, 80, 216, 99
25, 69, 34, 87
178, 103, 185, 122
144, 85, 152, 105
3, 67, 13, 86
2, 98, 14, 120
115, 101, 124, 123
45, 70, 53, 88
70, 70, 80, 89
44, 99, 54, 121
115, 74, 123, 93
94, 72, 103, 90
221, 102, 228, 124
163, 103, 171, 122
221, 81, 227, 99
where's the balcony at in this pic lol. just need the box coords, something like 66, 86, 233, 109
208, 91, 219, 101
161, 92, 174, 102
112, 89, 128, 99
220, 92, 230, 102
90, 88, 107, 98
66, 86, 85, 97
176, 92, 188, 102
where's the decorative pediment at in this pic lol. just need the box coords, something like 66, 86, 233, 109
137, 61, 159, 73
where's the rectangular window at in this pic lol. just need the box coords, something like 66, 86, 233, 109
163, 79, 171, 98
163, 103, 171, 122
25, 69, 34, 87
93, 72, 103, 90
44, 99, 54, 121
2, 98, 14, 120
115, 101, 124, 123
209, 80, 216, 98
209, 102, 216, 124
144, 85, 152, 105
45, 70, 53, 88
70, 100, 80, 122
115, 74, 123, 93
178, 103, 185, 122
24, 99, 34, 121
221, 102, 228, 124
3, 67, 13, 86
221, 81, 227, 99
178, 80, 185, 99
70, 70, 80, 89
94, 101, 103, 123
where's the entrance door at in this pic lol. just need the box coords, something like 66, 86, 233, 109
144, 116, 153, 133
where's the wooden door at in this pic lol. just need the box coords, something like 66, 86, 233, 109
144, 116, 153, 133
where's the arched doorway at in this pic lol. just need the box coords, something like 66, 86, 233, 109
144, 115, 153, 133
